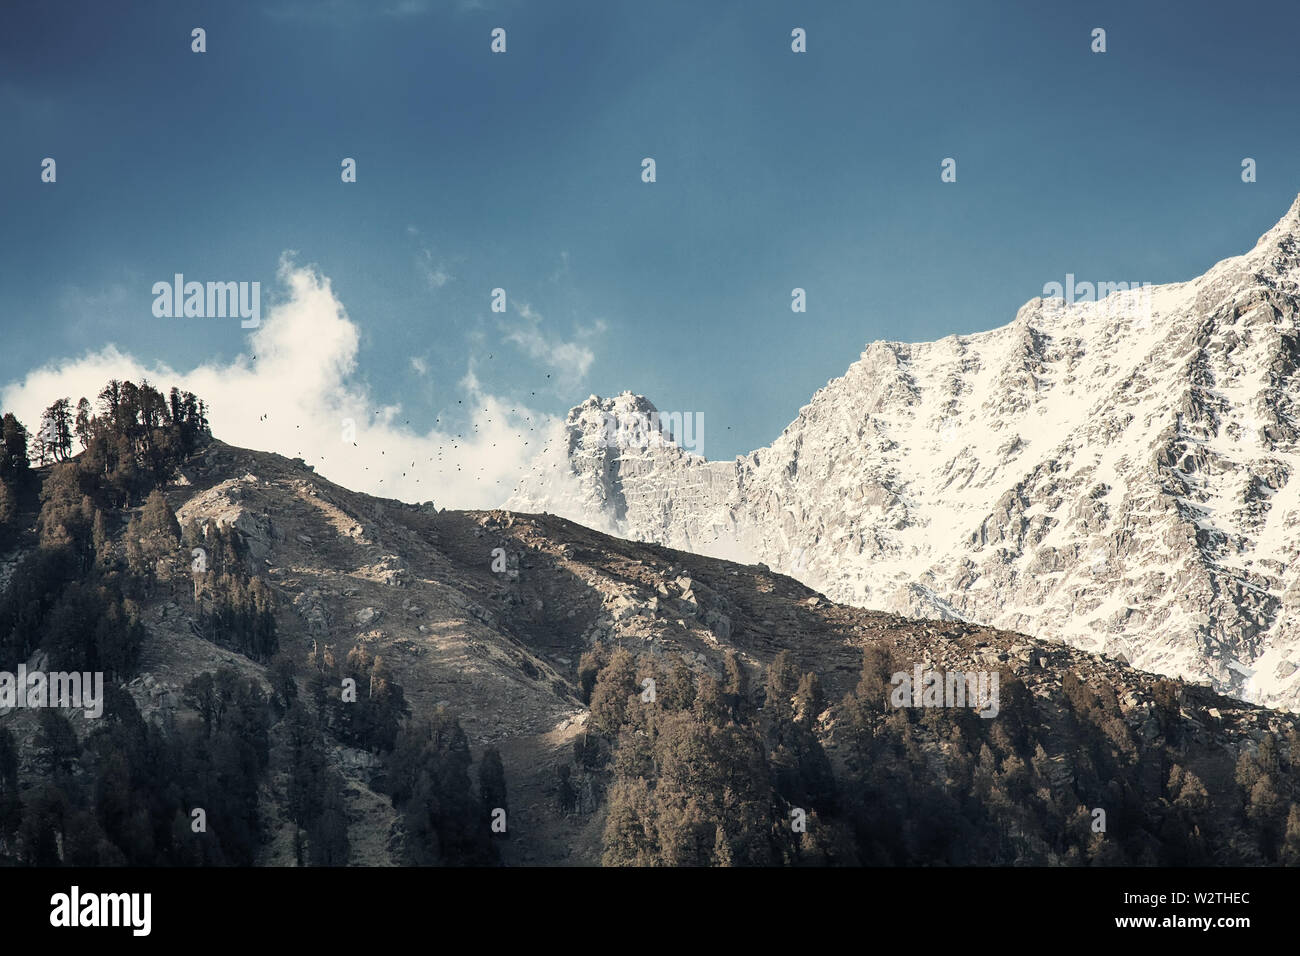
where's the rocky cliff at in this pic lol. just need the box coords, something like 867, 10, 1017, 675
510, 195, 1300, 710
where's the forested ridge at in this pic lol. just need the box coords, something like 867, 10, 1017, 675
0, 382, 500, 866
573, 643, 1300, 865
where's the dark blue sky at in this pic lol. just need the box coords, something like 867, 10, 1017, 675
2, 0, 1298, 461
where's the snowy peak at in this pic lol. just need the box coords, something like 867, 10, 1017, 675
509, 195, 1300, 710
1252, 192, 1300, 252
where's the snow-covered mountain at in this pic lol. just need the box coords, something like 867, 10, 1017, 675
509, 195, 1300, 709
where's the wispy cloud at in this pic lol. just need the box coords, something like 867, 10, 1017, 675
548, 250, 571, 284
407, 227, 454, 290
503, 301, 602, 385
417, 248, 452, 289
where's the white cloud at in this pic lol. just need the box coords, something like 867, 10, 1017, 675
417, 248, 452, 289
548, 250, 570, 284
503, 301, 600, 385
1, 257, 553, 510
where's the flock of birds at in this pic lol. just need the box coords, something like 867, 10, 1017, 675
248, 356, 734, 503
253, 394, 553, 496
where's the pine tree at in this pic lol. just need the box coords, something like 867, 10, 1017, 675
268, 652, 299, 715
91, 509, 111, 568
1086, 831, 1126, 866
1173, 767, 1210, 813
125, 514, 146, 576
601, 777, 658, 866
1260, 734, 1281, 775
0, 413, 29, 480
711, 825, 734, 866
764, 651, 800, 719
723, 650, 749, 719
577, 644, 608, 704
39, 399, 74, 462
692, 674, 729, 726
73, 397, 93, 450
589, 648, 637, 735
140, 488, 180, 542
0, 480, 15, 537
792, 672, 825, 728
1281, 804, 1300, 865
556, 764, 577, 815
661, 653, 696, 711
854, 645, 895, 715
1235, 751, 1262, 794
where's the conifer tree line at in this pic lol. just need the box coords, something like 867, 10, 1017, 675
181, 517, 279, 662
0, 381, 506, 867
0, 380, 276, 672
575, 644, 1300, 865
0, 381, 270, 864
0, 677, 271, 865
288, 640, 505, 864
0, 381, 207, 679
0, 652, 501, 866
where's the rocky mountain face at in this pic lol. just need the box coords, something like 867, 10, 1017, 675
6, 436, 1300, 865
509, 195, 1300, 711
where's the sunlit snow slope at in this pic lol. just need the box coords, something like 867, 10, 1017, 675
510, 195, 1300, 709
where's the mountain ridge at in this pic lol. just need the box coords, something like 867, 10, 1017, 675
509, 194, 1300, 710
5, 424, 1300, 865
